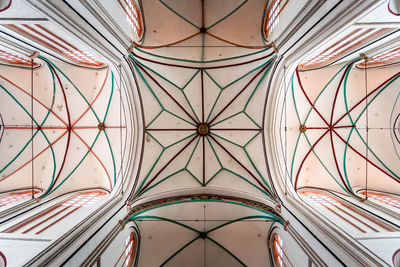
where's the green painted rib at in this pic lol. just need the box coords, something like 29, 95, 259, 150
185, 136, 201, 168
223, 168, 274, 201
37, 60, 58, 193
146, 110, 164, 129
128, 199, 282, 222
289, 132, 301, 184
134, 58, 201, 121
40, 56, 101, 123
160, 236, 200, 266
159, 0, 200, 29
132, 61, 164, 109
303, 64, 348, 124
303, 132, 348, 193
205, 90, 223, 123
165, 132, 197, 149
164, 110, 196, 127
210, 132, 242, 148
390, 85, 400, 160
210, 111, 242, 127
205, 136, 223, 168
42, 130, 102, 198
204, 168, 223, 185
185, 168, 204, 186
206, 0, 248, 30
291, 72, 301, 125
135, 133, 197, 195
206, 236, 247, 266
244, 130, 261, 147
103, 72, 116, 185
243, 56, 276, 110
343, 67, 400, 191
134, 148, 166, 194
244, 112, 262, 129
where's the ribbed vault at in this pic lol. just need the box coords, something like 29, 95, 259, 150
129, 0, 278, 205
0, 56, 128, 198
280, 55, 400, 197
124, 0, 281, 265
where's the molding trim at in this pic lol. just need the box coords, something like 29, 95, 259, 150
124, 193, 284, 222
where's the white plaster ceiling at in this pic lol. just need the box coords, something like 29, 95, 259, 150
129, 0, 278, 205
280, 1, 400, 198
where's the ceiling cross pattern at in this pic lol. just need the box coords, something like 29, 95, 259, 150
128, 0, 278, 203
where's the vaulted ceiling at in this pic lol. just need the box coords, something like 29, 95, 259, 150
276, 1, 400, 199
0, 0, 400, 265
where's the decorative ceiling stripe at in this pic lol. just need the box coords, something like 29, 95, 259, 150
4, 191, 106, 234
5, 24, 105, 67
359, 46, 400, 67
0, 189, 40, 207
300, 189, 396, 232
300, 28, 392, 69
360, 191, 400, 209
0, 49, 36, 66
265, 0, 289, 38
117, 0, 143, 37
288, 61, 400, 198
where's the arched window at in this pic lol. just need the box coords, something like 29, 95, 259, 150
117, 0, 143, 38
272, 234, 293, 267
299, 28, 391, 69
299, 189, 396, 233
0, 50, 36, 66
273, 234, 283, 267
0, 189, 40, 207
360, 190, 400, 210
114, 232, 135, 266
264, 0, 289, 38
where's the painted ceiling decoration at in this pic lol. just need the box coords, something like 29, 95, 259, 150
120, 0, 285, 265
1, 0, 400, 265
358, 46, 400, 67
0, 55, 127, 198
264, 0, 288, 39
127, 0, 279, 206
299, 27, 392, 70
124, 193, 284, 266
0, 189, 40, 207
118, 0, 144, 39
281, 59, 400, 197
0, 49, 37, 67
4, 190, 106, 234
5, 24, 105, 67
